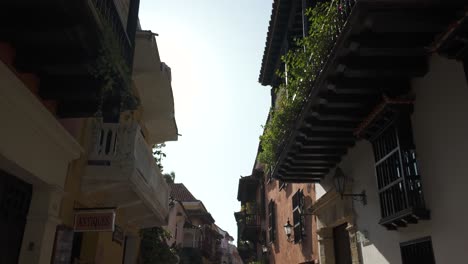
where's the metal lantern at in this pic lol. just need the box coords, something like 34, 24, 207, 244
284, 219, 293, 239
332, 167, 367, 205
262, 244, 269, 254
333, 167, 347, 197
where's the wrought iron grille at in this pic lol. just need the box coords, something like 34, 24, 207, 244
292, 189, 305, 243
400, 237, 435, 264
371, 116, 426, 221
268, 200, 276, 243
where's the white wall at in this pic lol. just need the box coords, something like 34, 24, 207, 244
319, 55, 468, 263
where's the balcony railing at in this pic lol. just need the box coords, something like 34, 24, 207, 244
235, 211, 260, 243
183, 239, 201, 249
83, 120, 169, 226
91, 0, 133, 67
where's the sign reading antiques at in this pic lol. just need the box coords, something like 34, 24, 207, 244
73, 210, 116, 232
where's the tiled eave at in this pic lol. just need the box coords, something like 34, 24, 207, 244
259, 0, 304, 86
270, 1, 461, 183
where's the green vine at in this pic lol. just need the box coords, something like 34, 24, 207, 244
139, 227, 179, 264
258, 1, 342, 168
90, 20, 139, 116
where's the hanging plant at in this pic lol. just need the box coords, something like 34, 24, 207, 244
89, 18, 140, 117
258, 1, 343, 168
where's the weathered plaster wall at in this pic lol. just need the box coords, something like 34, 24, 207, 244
265, 180, 319, 264
318, 54, 468, 264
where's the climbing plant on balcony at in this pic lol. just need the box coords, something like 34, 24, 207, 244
90, 19, 139, 116
258, 1, 343, 168
139, 227, 179, 264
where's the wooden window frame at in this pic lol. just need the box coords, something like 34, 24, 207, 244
400, 236, 435, 264
268, 200, 276, 243
370, 114, 429, 228
292, 189, 305, 243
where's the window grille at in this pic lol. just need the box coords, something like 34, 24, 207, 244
371, 115, 429, 229
268, 200, 276, 243
400, 237, 435, 264
292, 190, 305, 243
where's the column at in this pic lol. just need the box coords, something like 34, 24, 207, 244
19, 185, 63, 264
123, 233, 140, 264
317, 227, 335, 264
346, 223, 362, 264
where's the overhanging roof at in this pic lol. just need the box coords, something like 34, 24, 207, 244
133, 30, 178, 144
261, 1, 461, 182
259, 0, 304, 86
237, 175, 259, 202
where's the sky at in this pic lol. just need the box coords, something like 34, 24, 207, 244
138, 1, 273, 242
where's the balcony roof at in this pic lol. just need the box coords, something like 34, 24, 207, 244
133, 30, 178, 144
261, 1, 462, 182
258, 0, 304, 86
237, 175, 259, 202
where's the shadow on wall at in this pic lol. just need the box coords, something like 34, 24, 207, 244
300, 195, 314, 261
342, 140, 402, 264
285, 183, 293, 199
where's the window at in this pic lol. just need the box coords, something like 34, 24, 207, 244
400, 237, 435, 264
268, 200, 276, 243
279, 180, 288, 191
292, 190, 305, 243
371, 114, 429, 229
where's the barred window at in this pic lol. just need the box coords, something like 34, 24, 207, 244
292, 190, 305, 243
371, 115, 429, 229
268, 200, 276, 243
400, 237, 435, 264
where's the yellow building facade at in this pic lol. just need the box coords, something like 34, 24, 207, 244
0, 1, 177, 263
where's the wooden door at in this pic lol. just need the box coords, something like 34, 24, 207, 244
0, 170, 32, 264
333, 223, 352, 264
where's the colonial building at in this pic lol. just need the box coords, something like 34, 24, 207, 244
235, 162, 319, 264
0, 0, 177, 263
257, 0, 468, 263
167, 183, 228, 264
216, 225, 244, 264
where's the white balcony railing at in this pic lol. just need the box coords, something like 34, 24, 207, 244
84, 120, 169, 227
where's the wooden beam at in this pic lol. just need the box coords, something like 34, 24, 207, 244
286, 155, 341, 163
310, 110, 366, 122
283, 160, 336, 167
281, 163, 332, 170
293, 148, 348, 156
348, 32, 436, 50
365, 9, 452, 34
279, 167, 329, 174
297, 130, 354, 138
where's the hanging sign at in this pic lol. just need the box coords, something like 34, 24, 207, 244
112, 225, 125, 245
73, 210, 116, 232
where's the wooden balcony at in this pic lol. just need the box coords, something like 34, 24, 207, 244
259, 0, 462, 182
133, 31, 178, 144
234, 211, 260, 243
0, 0, 139, 121
237, 175, 260, 203
82, 120, 169, 227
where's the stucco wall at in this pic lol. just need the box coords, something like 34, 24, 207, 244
265, 180, 318, 264
320, 54, 468, 263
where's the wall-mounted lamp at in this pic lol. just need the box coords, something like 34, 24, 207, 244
333, 167, 367, 205
262, 244, 269, 254
284, 219, 293, 242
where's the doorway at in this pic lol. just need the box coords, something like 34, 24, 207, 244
333, 223, 352, 264
0, 170, 32, 264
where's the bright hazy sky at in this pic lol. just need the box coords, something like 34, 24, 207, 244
139, 1, 272, 241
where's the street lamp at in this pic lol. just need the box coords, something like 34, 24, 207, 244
333, 167, 367, 205
284, 219, 293, 241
